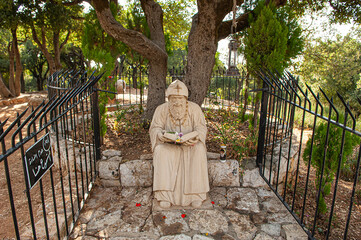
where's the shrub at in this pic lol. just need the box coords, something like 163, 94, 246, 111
303, 114, 359, 215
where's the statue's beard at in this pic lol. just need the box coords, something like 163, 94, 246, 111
169, 102, 186, 120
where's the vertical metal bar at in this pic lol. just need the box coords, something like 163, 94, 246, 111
70, 95, 81, 211
1, 123, 20, 239
256, 82, 269, 168
53, 108, 69, 236
343, 142, 361, 239
268, 88, 281, 184
81, 99, 90, 192
92, 88, 101, 161
228, 76, 231, 102
222, 76, 225, 107
262, 86, 274, 175
43, 113, 61, 240
271, 86, 284, 188
312, 106, 333, 236
17, 114, 37, 239
326, 110, 348, 239
283, 90, 297, 200
89, 90, 97, 176
301, 98, 319, 224
85, 89, 94, 182
275, 90, 286, 192
291, 97, 307, 212
61, 103, 76, 224
31, 120, 50, 239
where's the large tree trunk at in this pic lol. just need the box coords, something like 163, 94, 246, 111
8, 42, 15, 95
184, 13, 218, 105
0, 72, 14, 98
12, 29, 22, 96
32, 26, 68, 76
92, 0, 168, 120
144, 59, 167, 120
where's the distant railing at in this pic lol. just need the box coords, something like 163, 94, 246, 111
0, 70, 102, 239
109, 66, 258, 109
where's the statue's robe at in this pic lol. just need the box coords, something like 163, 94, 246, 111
149, 101, 210, 206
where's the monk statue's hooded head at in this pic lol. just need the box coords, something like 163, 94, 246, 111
166, 80, 188, 121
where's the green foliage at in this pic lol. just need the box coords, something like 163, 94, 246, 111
21, 40, 48, 91
113, 105, 143, 134
205, 107, 258, 160
82, 3, 126, 73
243, 2, 304, 75
288, 0, 361, 24
298, 34, 361, 115
340, 145, 361, 182
302, 114, 359, 215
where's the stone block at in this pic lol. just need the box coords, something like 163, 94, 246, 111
100, 179, 121, 187
153, 211, 190, 235
119, 160, 153, 187
189, 209, 228, 234
253, 232, 275, 240
193, 234, 214, 240
159, 234, 192, 240
208, 187, 227, 208
103, 149, 122, 158
260, 224, 281, 237
242, 168, 269, 188
262, 197, 287, 213
226, 188, 260, 214
281, 224, 308, 240
208, 160, 240, 187
207, 152, 220, 160
225, 211, 257, 240
98, 158, 121, 180
256, 188, 274, 200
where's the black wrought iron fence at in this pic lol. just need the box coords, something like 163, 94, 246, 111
0, 70, 102, 239
110, 66, 257, 109
256, 71, 361, 239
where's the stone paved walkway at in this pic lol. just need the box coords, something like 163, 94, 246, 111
69, 184, 307, 240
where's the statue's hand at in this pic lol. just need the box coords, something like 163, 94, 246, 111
183, 137, 199, 146
157, 132, 168, 143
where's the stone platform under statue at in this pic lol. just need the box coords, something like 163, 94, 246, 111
65, 150, 308, 240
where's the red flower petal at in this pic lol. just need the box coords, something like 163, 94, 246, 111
181, 214, 186, 218
211, 201, 215, 204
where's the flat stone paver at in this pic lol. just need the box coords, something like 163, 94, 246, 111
69, 183, 308, 240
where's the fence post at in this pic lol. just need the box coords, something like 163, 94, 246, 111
92, 87, 101, 161
256, 80, 269, 168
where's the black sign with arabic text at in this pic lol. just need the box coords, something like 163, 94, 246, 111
24, 132, 54, 189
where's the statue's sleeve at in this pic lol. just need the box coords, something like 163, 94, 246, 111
149, 104, 165, 151
193, 104, 207, 145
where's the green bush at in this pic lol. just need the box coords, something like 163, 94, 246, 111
303, 114, 359, 215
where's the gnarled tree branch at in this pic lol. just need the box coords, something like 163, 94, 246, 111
91, 0, 167, 62
217, 0, 287, 41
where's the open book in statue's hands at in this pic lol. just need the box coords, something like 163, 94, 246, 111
162, 131, 199, 144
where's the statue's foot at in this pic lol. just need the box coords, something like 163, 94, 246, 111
159, 201, 171, 208
191, 200, 202, 208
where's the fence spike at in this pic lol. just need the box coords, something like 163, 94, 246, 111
319, 87, 339, 122
305, 83, 323, 115
337, 92, 356, 130
0, 108, 28, 142
11, 102, 45, 147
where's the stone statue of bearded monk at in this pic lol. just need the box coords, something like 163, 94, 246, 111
149, 80, 210, 208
